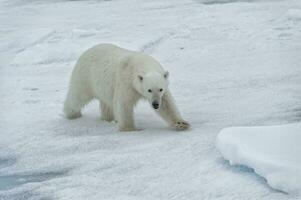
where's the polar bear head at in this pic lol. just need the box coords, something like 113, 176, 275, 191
134, 71, 169, 110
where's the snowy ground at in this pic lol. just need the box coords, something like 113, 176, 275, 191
0, 0, 301, 199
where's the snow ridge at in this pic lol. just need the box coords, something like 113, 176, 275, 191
217, 123, 301, 195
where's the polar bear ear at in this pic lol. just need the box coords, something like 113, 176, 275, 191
164, 71, 169, 79
138, 75, 143, 82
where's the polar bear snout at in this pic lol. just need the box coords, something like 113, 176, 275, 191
152, 101, 159, 109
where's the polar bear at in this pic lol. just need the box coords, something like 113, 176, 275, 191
64, 44, 190, 131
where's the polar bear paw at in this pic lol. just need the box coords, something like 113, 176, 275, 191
173, 120, 190, 131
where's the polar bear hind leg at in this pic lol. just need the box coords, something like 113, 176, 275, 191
100, 101, 114, 122
64, 87, 92, 119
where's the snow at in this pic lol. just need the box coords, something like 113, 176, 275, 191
216, 123, 301, 195
0, 0, 301, 199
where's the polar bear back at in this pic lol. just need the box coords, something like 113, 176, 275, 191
70, 44, 164, 106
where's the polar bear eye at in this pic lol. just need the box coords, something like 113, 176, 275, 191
148, 89, 152, 93
159, 88, 163, 92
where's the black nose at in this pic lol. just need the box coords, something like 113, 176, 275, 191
152, 102, 159, 109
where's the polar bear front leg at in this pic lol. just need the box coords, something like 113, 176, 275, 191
114, 97, 137, 132
156, 89, 190, 130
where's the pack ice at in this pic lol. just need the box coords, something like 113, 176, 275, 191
217, 123, 301, 194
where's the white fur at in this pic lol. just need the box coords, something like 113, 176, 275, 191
64, 44, 190, 131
